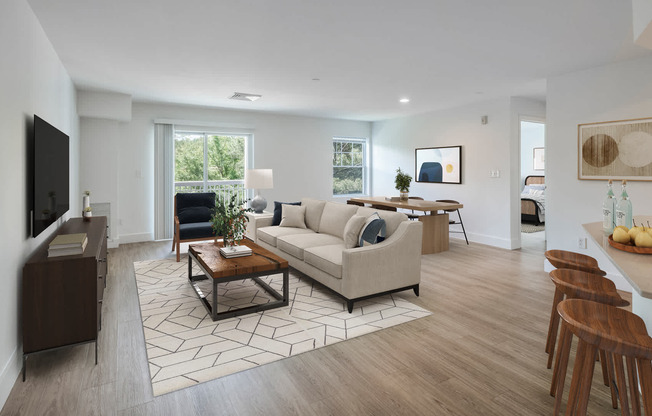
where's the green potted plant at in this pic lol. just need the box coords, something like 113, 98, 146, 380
211, 193, 252, 247
395, 168, 412, 201
83, 206, 93, 222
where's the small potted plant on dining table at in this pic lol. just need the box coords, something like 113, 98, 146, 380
395, 168, 412, 201
211, 193, 252, 247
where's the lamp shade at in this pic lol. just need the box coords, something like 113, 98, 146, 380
245, 169, 273, 189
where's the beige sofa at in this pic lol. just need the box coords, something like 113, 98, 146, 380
246, 198, 423, 312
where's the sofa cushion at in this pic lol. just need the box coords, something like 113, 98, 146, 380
318, 202, 359, 239
258, 226, 314, 247
272, 201, 301, 226
359, 213, 386, 246
279, 204, 307, 228
276, 233, 344, 260
343, 215, 367, 248
179, 222, 215, 240
304, 244, 344, 279
356, 207, 408, 237
301, 198, 326, 232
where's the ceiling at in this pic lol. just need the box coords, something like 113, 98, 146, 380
26, 0, 652, 121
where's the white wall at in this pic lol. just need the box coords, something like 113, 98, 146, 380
78, 90, 132, 121
79, 102, 371, 244
546, 55, 652, 291
520, 121, 545, 188
0, 0, 78, 408
372, 98, 544, 249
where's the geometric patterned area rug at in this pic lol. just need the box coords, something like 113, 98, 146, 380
521, 223, 545, 233
134, 256, 431, 396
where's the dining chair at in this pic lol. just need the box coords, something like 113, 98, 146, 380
435, 199, 468, 244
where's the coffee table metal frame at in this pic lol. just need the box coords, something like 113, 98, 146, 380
187, 249, 289, 321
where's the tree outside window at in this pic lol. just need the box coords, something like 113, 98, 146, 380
175, 133, 245, 183
333, 138, 367, 195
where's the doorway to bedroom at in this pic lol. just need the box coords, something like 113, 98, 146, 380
520, 120, 546, 247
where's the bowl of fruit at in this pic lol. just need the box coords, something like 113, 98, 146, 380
609, 221, 652, 254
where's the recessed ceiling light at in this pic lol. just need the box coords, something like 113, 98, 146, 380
229, 92, 262, 102
399, 98, 410, 103
312, 78, 320, 81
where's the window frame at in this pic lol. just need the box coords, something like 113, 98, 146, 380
173, 130, 252, 195
332, 136, 369, 197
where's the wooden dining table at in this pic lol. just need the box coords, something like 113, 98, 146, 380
349, 196, 463, 254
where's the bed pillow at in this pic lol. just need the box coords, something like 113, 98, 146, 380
272, 201, 301, 226
279, 204, 307, 228
523, 184, 546, 193
358, 213, 387, 246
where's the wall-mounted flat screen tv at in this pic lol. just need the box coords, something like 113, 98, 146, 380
32, 115, 69, 237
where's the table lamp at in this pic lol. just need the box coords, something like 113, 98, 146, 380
245, 169, 273, 213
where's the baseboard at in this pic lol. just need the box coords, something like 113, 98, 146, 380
0, 347, 20, 411
458, 232, 514, 249
116, 232, 153, 245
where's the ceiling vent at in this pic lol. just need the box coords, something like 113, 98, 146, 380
229, 92, 262, 102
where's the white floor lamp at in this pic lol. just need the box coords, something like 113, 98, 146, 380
245, 169, 273, 213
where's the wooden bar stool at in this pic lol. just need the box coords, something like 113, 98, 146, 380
552, 299, 652, 415
545, 250, 607, 276
546, 269, 629, 369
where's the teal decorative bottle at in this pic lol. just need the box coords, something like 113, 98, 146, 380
615, 180, 633, 229
602, 179, 615, 234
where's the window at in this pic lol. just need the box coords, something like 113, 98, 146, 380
333, 137, 367, 196
174, 131, 249, 202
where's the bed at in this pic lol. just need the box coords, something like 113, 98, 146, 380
521, 175, 545, 225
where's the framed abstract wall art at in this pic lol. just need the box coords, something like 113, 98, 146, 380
415, 145, 462, 184
578, 117, 652, 180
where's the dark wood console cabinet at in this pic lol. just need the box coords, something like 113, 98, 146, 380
22, 217, 108, 380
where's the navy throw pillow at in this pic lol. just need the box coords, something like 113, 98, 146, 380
359, 213, 387, 246
273, 201, 301, 226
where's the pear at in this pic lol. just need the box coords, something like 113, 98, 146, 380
635, 231, 652, 248
647, 229, 652, 238
615, 225, 629, 233
629, 226, 645, 240
613, 227, 631, 244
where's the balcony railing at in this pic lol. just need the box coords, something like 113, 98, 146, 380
174, 180, 247, 205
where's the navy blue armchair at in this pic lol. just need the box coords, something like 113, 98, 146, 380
172, 192, 216, 261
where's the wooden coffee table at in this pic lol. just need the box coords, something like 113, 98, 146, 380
187, 239, 289, 321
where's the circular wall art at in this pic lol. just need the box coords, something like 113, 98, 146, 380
578, 117, 652, 180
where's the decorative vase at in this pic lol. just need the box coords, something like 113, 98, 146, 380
83, 211, 92, 222
400, 191, 409, 201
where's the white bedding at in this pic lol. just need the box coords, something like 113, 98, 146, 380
521, 185, 545, 223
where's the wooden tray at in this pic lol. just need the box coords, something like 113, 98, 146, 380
608, 234, 652, 254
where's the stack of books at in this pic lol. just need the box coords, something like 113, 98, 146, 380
219, 245, 253, 258
48, 233, 88, 257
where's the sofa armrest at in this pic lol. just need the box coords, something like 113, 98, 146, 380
341, 220, 423, 299
246, 212, 274, 242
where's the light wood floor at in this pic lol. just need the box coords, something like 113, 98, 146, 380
1, 236, 630, 415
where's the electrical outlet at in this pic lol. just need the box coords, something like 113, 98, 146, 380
578, 237, 587, 249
